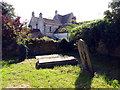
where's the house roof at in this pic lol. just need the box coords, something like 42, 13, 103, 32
28, 17, 39, 27
29, 17, 61, 26
31, 29, 41, 33
31, 29, 44, 38
61, 13, 72, 24
34, 17, 39, 23
43, 18, 61, 25
53, 12, 74, 25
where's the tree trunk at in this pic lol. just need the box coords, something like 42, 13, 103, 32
24, 44, 29, 59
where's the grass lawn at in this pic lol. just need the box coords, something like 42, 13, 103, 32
1, 52, 120, 89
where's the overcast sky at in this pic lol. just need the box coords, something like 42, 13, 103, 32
2, 0, 112, 23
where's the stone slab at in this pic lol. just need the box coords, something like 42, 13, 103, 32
35, 54, 78, 69
35, 54, 61, 59
38, 56, 75, 63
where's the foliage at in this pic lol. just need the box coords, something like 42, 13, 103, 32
72, 19, 120, 50
0, 1, 15, 18
2, 15, 16, 42
63, 22, 78, 41
1, 1, 33, 46
65, 20, 102, 47
111, 80, 120, 88
104, 1, 120, 23
2, 15, 33, 45
1, 5, 33, 58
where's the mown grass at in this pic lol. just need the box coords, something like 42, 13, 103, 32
1, 55, 120, 89
1, 59, 80, 88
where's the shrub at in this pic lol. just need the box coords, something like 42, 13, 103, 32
63, 1, 120, 53
66, 18, 120, 52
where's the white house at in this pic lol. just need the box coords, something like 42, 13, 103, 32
28, 10, 76, 39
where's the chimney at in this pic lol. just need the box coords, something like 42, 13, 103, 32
55, 10, 58, 15
39, 13, 42, 18
32, 11, 35, 17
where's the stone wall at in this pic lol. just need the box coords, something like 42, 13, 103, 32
2, 39, 72, 60
96, 40, 108, 55
111, 46, 120, 57
28, 39, 72, 56
2, 41, 26, 60
2, 40, 60, 60
28, 40, 60, 55
96, 40, 120, 57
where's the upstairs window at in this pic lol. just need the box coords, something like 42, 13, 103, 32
36, 24, 38, 29
29, 25, 32, 28
50, 26, 52, 32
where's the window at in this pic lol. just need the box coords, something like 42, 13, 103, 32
36, 24, 38, 29
50, 26, 52, 32
29, 25, 32, 28
44, 24, 45, 34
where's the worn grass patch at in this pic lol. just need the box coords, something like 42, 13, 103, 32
1, 56, 120, 88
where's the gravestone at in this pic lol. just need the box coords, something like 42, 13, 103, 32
78, 39, 94, 75
35, 54, 78, 69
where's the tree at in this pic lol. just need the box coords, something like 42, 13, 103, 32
1, 2, 33, 59
0, 1, 15, 18
104, 1, 120, 23
2, 15, 33, 58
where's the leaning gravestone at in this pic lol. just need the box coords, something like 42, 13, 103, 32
78, 39, 94, 76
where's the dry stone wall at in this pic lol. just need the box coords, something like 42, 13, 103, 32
96, 40, 120, 57
28, 39, 72, 56
2, 41, 26, 60
2, 39, 72, 60
28, 40, 60, 55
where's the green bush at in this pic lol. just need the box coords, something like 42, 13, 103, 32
67, 18, 120, 51
111, 80, 119, 88
64, 1, 120, 52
